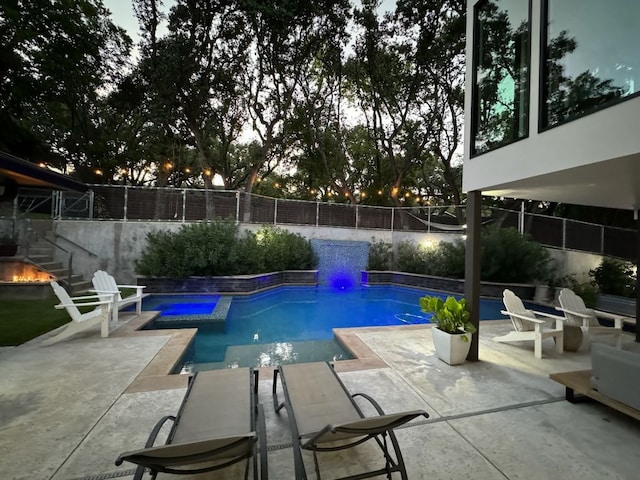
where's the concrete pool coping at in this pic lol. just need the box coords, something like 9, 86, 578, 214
109, 310, 465, 391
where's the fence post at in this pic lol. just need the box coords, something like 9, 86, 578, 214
123, 186, 128, 221
519, 201, 525, 234
316, 202, 319, 227
89, 190, 94, 220
600, 225, 605, 255
562, 218, 566, 250
274, 198, 278, 225
391, 207, 395, 232
355, 204, 359, 229
235, 192, 240, 222
51, 191, 59, 219
182, 189, 186, 222
427, 206, 431, 234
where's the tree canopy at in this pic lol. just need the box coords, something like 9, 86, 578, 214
1, 0, 472, 209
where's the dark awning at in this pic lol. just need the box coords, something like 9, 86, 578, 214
0, 151, 88, 197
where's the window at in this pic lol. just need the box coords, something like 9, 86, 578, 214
472, 0, 531, 155
542, 0, 640, 129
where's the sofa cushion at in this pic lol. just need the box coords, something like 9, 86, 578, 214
591, 342, 640, 411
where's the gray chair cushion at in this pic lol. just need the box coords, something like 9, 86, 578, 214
591, 343, 640, 411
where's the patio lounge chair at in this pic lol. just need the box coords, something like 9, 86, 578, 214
272, 361, 428, 480
42, 280, 113, 345
556, 288, 624, 348
91, 270, 147, 322
496, 289, 565, 359
116, 368, 267, 480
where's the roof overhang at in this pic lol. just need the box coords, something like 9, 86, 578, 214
0, 151, 88, 201
477, 153, 640, 211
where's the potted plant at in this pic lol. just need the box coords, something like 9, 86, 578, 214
420, 295, 477, 365
0, 235, 18, 257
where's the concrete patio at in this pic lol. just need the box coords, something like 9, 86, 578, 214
1, 314, 639, 480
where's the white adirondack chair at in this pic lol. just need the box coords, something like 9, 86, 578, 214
556, 288, 625, 348
91, 270, 146, 322
42, 281, 112, 345
496, 289, 565, 359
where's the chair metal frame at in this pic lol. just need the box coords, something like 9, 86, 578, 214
273, 362, 427, 480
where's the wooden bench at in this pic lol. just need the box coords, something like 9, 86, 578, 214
550, 370, 640, 421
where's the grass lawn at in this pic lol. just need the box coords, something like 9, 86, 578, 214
0, 297, 71, 346
0, 288, 140, 346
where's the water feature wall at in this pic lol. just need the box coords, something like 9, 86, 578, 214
310, 239, 369, 289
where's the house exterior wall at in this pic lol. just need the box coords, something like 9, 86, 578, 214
463, 0, 640, 206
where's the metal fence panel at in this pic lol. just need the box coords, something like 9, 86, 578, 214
17, 185, 636, 261
318, 203, 355, 227
358, 205, 392, 229
127, 188, 183, 221
526, 215, 563, 247
393, 209, 428, 232
275, 199, 317, 225
604, 227, 636, 260
184, 190, 237, 221
237, 193, 273, 224
59, 191, 92, 219
492, 210, 519, 230
92, 185, 124, 220
565, 221, 602, 254
17, 188, 55, 217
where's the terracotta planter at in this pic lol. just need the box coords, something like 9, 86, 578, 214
432, 327, 472, 365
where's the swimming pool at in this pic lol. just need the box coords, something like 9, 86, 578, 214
139, 285, 509, 372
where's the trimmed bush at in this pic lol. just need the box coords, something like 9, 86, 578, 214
392, 227, 552, 284
255, 225, 316, 272
589, 257, 636, 297
480, 226, 552, 283
396, 241, 433, 274
136, 221, 316, 277
367, 239, 392, 270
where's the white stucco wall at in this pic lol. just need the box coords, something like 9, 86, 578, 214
463, 0, 640, 210
547, 248, 603, 284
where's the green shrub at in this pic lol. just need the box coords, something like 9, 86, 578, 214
234, 231, 265, 274
589, 257, 636, 297
367, 239, 392, 270
394, 227, 551, 284
136, 220, 242, 277
434, 240, 465, 278
135, 221, 315, 277
480, 227, 552, 283
396, 241, 433, 274
255, 225, 316, 271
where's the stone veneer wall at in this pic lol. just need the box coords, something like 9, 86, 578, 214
139, 270, 318, 294
310, 239, 369, 287
362, 271, 536, 300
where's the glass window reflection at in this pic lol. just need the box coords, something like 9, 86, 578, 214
472, 0, 530, 155
542, 0, 639, 128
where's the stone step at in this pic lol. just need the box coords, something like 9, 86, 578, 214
36, 262, 65, 273
28, 255, 55, 264
27, 244, 55, 254
70, 280, 93, 294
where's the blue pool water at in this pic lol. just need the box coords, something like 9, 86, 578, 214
145, 295, 220, 316
140, 285, 509, 371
